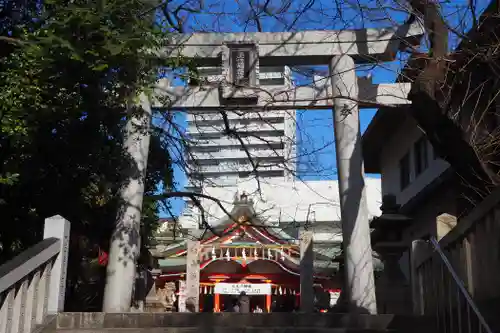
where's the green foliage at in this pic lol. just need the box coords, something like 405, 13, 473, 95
0, 0, 174, 309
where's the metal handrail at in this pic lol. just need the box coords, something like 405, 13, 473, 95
429, 236, 494, 333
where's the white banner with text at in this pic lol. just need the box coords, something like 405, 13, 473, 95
214, 283, 272, 295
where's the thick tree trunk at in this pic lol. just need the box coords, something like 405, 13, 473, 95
407, 0, 496, 205
102, 93, 152, 312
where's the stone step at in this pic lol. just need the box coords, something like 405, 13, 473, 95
54, 329, 390, 333
54, 313, 420, 330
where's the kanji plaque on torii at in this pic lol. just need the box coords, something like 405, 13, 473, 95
229, 44, 256, 86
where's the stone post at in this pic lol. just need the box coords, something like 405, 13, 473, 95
300, 230, 314, 312
43, 215, 70, 314
178, 280, 187, 312
410, 240, 428, 315
436, 213, 457, 241
186, 240, 201, 312
330, 55, 377, 314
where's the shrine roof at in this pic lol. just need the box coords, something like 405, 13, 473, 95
152, 220, 290, 259
152, 221, 343, 278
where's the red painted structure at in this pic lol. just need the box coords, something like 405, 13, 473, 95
154, 219, 336, 312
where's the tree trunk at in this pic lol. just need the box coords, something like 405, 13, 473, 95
408, 0, 495, 205
102, 93, 152, 312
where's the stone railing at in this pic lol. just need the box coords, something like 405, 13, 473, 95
411, 187, 500, 332
0, 215, 70, 333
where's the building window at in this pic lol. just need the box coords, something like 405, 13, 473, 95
414, 137, 429, 176
399, 153, 411, 190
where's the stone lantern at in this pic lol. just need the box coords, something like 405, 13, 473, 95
370, 194, 412, 314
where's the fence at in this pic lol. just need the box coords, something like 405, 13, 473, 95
0, 216, 70, 333
411, 187, 500, 333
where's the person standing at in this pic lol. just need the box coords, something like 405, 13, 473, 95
232, 297, 240, 312
238, 291, 250, 313
253, 305, 263, 313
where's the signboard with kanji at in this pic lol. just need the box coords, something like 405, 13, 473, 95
230, 46, 253, 86
214, 283, 271, 295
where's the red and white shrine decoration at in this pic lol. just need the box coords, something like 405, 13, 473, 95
200, 244, 298, 267
200, 285, 215, 295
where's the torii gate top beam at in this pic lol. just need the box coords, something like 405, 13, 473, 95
160, 23, 423, 65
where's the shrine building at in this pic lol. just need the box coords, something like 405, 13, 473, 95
150, 179, 383, 312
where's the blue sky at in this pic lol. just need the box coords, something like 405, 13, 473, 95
158, 0, 491, 217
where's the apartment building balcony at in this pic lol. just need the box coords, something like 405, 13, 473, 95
188, 148, 285, 161
185, 177, 238, 189
190, 161, 284, 174
186, 110, 289, 123
186, 135, 285, 147
187, 121, 285, 135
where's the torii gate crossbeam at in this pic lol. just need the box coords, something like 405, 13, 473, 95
152, 77, 411, 110
160, 24, 423, 64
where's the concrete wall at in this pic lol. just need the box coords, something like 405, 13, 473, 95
179, 177, 382, 229
379, 116, 450, 206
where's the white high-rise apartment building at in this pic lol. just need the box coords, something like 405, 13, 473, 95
184, 66, 296, 196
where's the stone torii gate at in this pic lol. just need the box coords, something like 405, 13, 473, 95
154, 24, 423, 314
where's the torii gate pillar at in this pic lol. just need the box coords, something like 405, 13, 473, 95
330, 55, 377, 314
